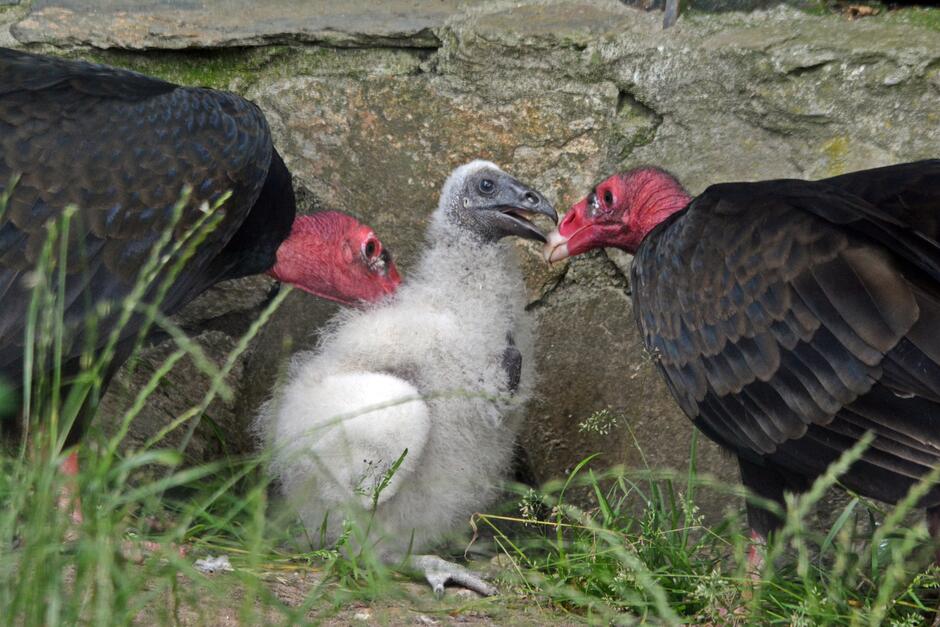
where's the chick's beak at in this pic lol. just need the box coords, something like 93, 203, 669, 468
487, 175, 558, 243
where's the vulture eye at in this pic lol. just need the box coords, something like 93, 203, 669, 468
478, 178, 495, 195
603, 190, 614, 206
363, 238, 378, 259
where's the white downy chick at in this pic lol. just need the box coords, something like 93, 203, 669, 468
259, 161, 556, 595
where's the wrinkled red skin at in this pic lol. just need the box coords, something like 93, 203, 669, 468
556, 167, 692, 257
268, 211, 401, 306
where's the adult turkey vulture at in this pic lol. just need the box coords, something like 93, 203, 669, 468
544, 160, 940, 561
0, 48, 401, 449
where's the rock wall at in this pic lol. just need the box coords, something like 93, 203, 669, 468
5, 0, 939, 520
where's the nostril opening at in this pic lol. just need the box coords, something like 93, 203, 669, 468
524, 192, 539, 205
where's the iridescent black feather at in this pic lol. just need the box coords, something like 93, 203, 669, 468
632, 160, 940, 534
0, 48, 295, 440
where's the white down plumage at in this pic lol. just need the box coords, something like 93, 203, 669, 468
258, 160, 556, 595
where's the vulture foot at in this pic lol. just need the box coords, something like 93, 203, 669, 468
410, 555, 497, 597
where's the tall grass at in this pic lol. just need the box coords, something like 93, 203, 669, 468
1, 188, 939, 625
0, 189, 344, 624
476, 424, 940, 625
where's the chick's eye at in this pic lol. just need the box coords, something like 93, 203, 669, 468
478, 178, 495, 194
603, 190, 614, 205
363, 238, 378, 259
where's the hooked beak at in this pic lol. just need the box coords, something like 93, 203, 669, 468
484, 176, 558, 243
543, 198, 592, 263
543, 229, 571, 263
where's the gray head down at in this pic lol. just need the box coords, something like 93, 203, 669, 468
433, 160, 557, 243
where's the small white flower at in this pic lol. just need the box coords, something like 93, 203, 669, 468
578, 408, 620, 435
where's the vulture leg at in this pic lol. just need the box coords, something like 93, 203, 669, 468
57, 449, 83, 529
737, 456, 808, 576
56, 448, 188, 560
406, 554, 498, 598
738, 457, 788, 535
747, 530, 767, 578
53, 337, 136, 529
59, 449, 79, 478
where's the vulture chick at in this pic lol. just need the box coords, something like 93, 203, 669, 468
545, 160, 940, 565
0, 48, 401, 452
261, 161, 556, 595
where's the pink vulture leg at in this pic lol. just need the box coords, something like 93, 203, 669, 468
737, 457, 798, 583
57, 450, 83, 527
747, 529, 767, 580
55, 449, 187, 561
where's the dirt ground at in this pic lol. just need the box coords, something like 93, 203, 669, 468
135, 560, 580, 626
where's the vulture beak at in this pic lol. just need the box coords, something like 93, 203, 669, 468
484, 174, 558, 243
543, 198, 590, 263
543, 229, 570, 263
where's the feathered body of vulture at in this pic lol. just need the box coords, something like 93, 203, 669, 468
0, 48, 399, 445
545, 160, 940, 559
261, 160, 556, 595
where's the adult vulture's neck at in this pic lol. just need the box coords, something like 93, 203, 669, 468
620, 168, 692, 254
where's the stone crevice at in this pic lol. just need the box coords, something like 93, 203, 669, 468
525, 261, 570, 312
783, 60, 831, 77
612, 86, 664, 156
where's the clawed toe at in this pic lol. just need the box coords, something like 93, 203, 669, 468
411, 554, 498, 597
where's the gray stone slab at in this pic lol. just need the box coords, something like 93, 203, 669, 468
12, 0, 490, 49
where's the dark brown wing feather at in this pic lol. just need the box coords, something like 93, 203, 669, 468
0, 48, 275, 386
633, 162, 940, 507
822, 159, 940, 243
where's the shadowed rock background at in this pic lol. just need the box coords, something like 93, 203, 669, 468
2, 0, 937, 522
